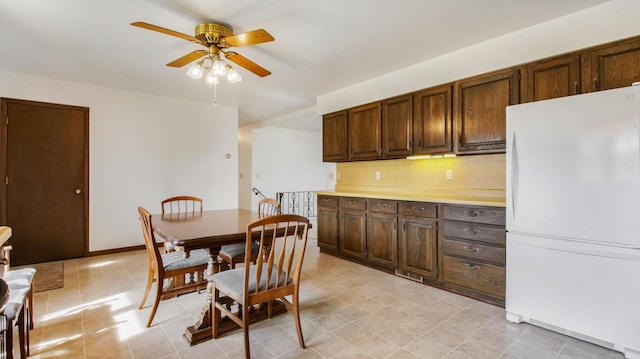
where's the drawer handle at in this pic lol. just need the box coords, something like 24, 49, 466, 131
463, 246, 479, 252
348, 200, 357, 205
464, 263, 480, 270
411, 207, 425, 211
463, 228, 480, 234
377, 203, 388, 208
322, 198, 332, 202
467, 211, 479, 216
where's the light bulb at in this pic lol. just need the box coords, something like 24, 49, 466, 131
205, 70, 218, 86
186, 60, 204, 79
212, 57, 227, 76
226, 66, 242, 83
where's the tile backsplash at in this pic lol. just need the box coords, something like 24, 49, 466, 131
335, 153, 505, 198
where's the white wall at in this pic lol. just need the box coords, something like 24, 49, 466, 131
318, 0, 640, 114
249, 126, 335, 237
0, 72, 239, 251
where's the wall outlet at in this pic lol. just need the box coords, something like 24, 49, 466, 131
337, 172, 341, 180
446, 169, 453, 180
375, 171, 381, 180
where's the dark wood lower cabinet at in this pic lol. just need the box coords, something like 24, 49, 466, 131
317, 195, 506, 306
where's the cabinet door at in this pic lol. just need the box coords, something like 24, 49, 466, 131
382, 94, 412, 158
348, 103, 381, 160
317, 207, 339, 251
339, 209, 367, 258
521, 55, 581, 103
454, 69, 519, 154
583, 37, 640, 92
398, 216, 438, 280
366, 212, 397, 268
413, 84, 453, 154
322, 111, 348, 162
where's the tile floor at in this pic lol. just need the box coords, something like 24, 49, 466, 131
22, 238, 624, 359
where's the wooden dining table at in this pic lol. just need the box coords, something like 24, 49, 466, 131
152, 208, 285, 345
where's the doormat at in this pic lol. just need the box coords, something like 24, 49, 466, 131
14, 261, 64, 293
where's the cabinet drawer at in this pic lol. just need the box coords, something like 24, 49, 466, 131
368, 199, 398, 214
339, 197, 366, 210
318, 195, 338, 209
443, 205, 505, 225
442, 221, 505, 246
442, 238, 505, 266
442, 255, 505, 301
399, 201, 437, 218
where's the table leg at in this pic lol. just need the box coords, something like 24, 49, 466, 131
183, 246, 220, 345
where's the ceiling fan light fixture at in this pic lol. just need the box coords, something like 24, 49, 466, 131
226, 66, 242, 83
186, 60, 205, 79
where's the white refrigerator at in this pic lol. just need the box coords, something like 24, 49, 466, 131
505, 85, 640, 359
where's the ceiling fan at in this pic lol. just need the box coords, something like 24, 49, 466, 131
131, 21, 274, 78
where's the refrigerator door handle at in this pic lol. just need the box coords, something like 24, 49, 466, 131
510, 131, 518, 219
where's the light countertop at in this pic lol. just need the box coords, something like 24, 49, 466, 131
315, 190, 506, 207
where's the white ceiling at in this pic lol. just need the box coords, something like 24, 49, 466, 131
0, 0, 611, 127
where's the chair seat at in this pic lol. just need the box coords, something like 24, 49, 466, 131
219, 242, 260, 259
211, 263, 292, 297
161, 249, 209, 271
4, 268, 37, 290
2, 287, 28, 321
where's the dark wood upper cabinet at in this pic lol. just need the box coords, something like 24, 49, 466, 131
582, 37, 640, 92
348, 102, 382, 160
382, 94, 413, 158
454, 68, 520, 154
322, 110, 348, 162
521, 54, 581, 103
413, 84, 453, 155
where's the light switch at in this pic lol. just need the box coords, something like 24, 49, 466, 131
446, 169, 453, 180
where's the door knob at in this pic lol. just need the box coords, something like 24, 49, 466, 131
75, 189, 82, 194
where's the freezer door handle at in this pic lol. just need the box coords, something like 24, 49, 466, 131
510, 131, 518, 220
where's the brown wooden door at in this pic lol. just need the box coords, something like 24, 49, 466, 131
583, 36, 640, 92
413, 84, 453, 155
322, 111, 348, 162
381, 95, 412, 158
348, 102, 381, 160
317, 196, 339, 252
366, 212, 397, 268
398, 216, 438, 280
521, 54, 581, 103
0, 98, 88, 265
338, 209, 366, 258
454, 68, 520, 154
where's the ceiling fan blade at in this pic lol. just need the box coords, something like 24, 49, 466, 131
222, 29, 274, 47
131, 22, 200, 43
166, 50, 207, 67
224, 51, 271, 77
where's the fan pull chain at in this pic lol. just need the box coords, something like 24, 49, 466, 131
212, 82, 218, 107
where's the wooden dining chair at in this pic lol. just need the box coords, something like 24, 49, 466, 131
0, 226, 36, 359
218, 198, 280, 269
211, 214, 310, 359
137, 206, 209, 327
161, 196, 203, 214
160, 196, 203, 253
